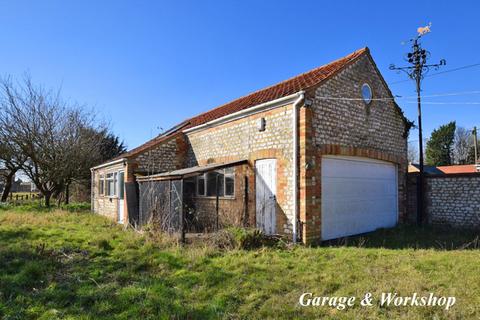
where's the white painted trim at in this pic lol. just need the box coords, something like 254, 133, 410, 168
90, 158, 127, 171
183, 92, 304, 134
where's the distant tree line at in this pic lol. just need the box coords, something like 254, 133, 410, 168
0, 75, 126, 206
408, 121, 478, 166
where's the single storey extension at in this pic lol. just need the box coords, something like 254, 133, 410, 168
91, 47, 410, 244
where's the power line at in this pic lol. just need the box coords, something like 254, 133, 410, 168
417, 90, 480, 98
404, 101, 480, 105
314, 90, 480, 102
389, 62, 480, 85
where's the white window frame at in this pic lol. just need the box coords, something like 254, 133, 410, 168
224, 167, 235, 197
98, 174, 105, 196
106, 172, 118, 197
196, 168, 235, 198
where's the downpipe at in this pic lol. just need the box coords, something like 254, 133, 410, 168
292, 91, 304, 244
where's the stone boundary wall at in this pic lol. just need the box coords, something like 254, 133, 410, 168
426, 174, 480, 228
407, 173, 480, 228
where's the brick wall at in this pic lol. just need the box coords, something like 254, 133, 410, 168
186, 105, 295, 235
302, 53, 408, 243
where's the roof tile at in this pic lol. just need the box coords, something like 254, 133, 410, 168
118, 47, 368, 160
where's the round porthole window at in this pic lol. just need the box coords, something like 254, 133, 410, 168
361, 83, 373, 105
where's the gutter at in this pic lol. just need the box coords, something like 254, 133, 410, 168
90, 158, 127, 171
292, 92, 304, 244
183, 92, 303, 134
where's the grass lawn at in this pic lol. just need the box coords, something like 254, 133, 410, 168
1, 209, 480, 319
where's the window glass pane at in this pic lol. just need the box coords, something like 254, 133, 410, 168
105, 173, 115, 196
224, 167, 234, 175
206, 172, 217, 197
118, 172, 124, 199
225, 176, 234, 196
184, 177, 196, 197
109, 181, 114, 196
113, 173, 117, 196
217, 172, 225, 197
197, 175, 205, 196
205, 171, 225, 197
99, 175, 104, 195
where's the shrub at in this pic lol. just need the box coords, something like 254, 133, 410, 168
61, 202, 91, 212
208, 227, 285, 250
0, 202, 13, 211
229, 227, 266, 250
4, 202, 50, 212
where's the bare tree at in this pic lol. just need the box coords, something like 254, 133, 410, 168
453, 127, 473, 164
0, 141, 27, 201
0, 76, 104, 206
407, 141, 419, 164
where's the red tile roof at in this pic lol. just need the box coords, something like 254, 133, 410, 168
185, 47, 368, 128
437, 165, 479, 174
114, 47, 369, 161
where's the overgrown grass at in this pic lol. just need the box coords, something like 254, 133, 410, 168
1, 210, 479, 319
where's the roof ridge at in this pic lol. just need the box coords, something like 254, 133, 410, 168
100, 47, 370, 164
184, 47, 368, 123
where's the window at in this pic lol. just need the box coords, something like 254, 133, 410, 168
361, 83, 373, 105
98, 174, 105, 195
206, 171, 224, 197
106, 173, 117, 197
197, 168, 235, 197
118, 172, 124, 199
197, 174, 205, 196
224, 168, 235, 196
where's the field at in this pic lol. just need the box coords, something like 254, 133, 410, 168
1, 208, 479, 319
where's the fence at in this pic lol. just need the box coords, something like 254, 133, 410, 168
3, 193, 42, 204
137, 173, 249, 239
138, 180, 183, 234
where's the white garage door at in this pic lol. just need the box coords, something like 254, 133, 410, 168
321, 156, 398, 240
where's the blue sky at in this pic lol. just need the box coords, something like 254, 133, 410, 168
0, 0, 479, 149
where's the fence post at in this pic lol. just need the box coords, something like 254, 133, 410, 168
180, 180, 185, 244
243, 175, 248, 227
215, 174, 220, 231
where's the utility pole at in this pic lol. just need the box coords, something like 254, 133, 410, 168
473, 126, 478, 166
390, 25, 446, 226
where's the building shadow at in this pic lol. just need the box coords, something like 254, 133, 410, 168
320, 225, 480, 251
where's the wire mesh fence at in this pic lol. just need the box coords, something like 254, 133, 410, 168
137, 169, 250, 239
138, 179, 182, 233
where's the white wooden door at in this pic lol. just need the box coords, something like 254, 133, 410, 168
255, 159, 277, 234
321, 156, 398, 240
117, 171, 125, 224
